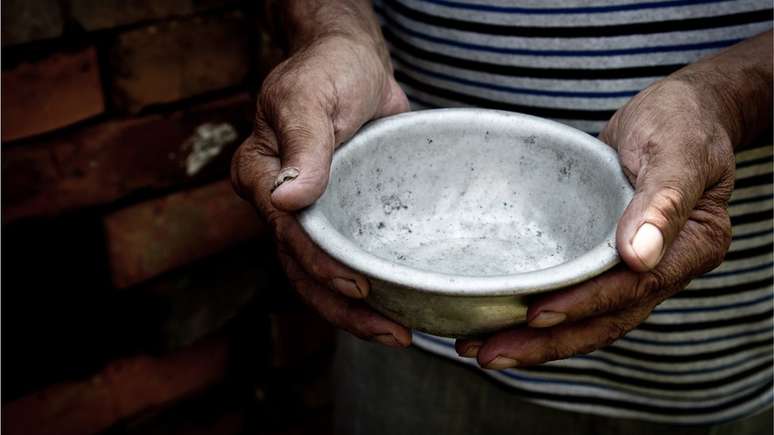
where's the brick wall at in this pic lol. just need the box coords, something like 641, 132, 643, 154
2, 2, 333, 434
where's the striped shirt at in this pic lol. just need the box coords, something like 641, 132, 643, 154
373, 0, 774, 424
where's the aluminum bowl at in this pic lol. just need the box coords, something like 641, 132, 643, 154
299, 108, 633, 338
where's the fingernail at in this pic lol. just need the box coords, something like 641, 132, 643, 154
331, 277, 366, 298
631, 222, 664, 270
459, 344, 481, 358
529, 311, 566, 328
372, 334, 400, 347
271, 167, 300, 192
485, 356, 519, 370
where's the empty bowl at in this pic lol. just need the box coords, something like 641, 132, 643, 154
299, 108, 633, 337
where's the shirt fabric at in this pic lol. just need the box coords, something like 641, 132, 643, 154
373, 0, 774, 424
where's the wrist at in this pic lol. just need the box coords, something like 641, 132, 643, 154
281, 0, 386, 55
669, 31, 772, 148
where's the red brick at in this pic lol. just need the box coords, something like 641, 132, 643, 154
104, 180, 265, 288
2, 337, 229, 435
67, 0, 239, 31
108, 11, 250, 113
132, 243, 263, 351
1, 93, 253, 222
2, 46, 104, 141
2, 0, 64, 46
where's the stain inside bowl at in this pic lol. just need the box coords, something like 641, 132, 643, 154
317, 119, 625, 278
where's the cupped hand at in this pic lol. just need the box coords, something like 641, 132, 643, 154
457, 75, 736, 369
231, 33, 411, 347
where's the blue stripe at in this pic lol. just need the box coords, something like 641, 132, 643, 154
733, 229, 774, 241
729, 194, 773, 206
495, 365, 771, 400
416, 0, 737, 14
395, 57, 639, 98
415, 332, 774, 401
387, 14, 743, 56
698, 261, 774, 279
415, 331, 772, 375
575, 351, 773, 376
701, 391, 772, 426
405, 94, 602, 135
621, 326, 773, 345
650, 293, 774, 315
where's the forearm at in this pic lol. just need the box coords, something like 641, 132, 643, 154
270, 0, 387, 58
671, 30, 772, 147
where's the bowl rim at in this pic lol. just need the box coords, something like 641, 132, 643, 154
299, 108, 634, 296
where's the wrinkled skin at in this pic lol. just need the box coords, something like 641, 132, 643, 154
231, 33, 412, 347
232, 4, 771, 370
456, 76, 736, 368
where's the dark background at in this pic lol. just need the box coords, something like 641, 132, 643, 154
2, 1, 335, 433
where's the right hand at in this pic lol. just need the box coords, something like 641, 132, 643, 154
231, 32, 411, 347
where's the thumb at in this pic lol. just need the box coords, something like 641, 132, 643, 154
266, 95, 336, 212
616, 154, 705, 272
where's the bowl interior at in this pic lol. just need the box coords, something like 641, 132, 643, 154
304, 109, 633, 291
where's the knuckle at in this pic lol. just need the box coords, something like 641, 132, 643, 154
589, 290, 619, 315
259, 76, 294, 122
229, 147, 248, 198
601, 321, 630, 347
270, 214, 291, 244
541, 331, 576, 362
309, 258, 324, 278
633, 272, 660, 301
710, 215, 733, 265
541, 342, 566, 362
651, 184, 690, 223
575, 341, 600, 357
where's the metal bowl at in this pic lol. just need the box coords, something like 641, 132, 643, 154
299, 108, 633, 338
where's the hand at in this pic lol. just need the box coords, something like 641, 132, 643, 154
457, 30, 771, 369
457, 72, 743, 369
231, 3, 411, 347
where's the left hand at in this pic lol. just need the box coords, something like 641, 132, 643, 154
456, 74, 737, 369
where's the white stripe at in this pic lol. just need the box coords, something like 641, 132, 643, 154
643, 295, 772, 324
391, 44, 662, 91
727, 228, 772, 251
662, 285, 772, 308
629, 316, 773, 342
401, 0, 770, 27
527, 386, 772, 425
732, 220, 774, 238
736, 145, 774, 163
400, 81, 610, 131
735, 162, 773, 179
730, 184, 773, 203
729, 197, 773, 216
396, 60, 632, 109
691, 264, 772, 288
387, 10, 772, 65
615, 327, 772, 355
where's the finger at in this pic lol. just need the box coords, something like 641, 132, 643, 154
526, 202, 730, 328
274, 213, 370, 299
476, 305, 652, 369
279, 252, 411, 347
260, 83, 336, 211
230, 113, 282, 214
455, 339, 484, 358
525, 266, 653, 328
232, 121, 370, 299
616, 146, 711, 272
